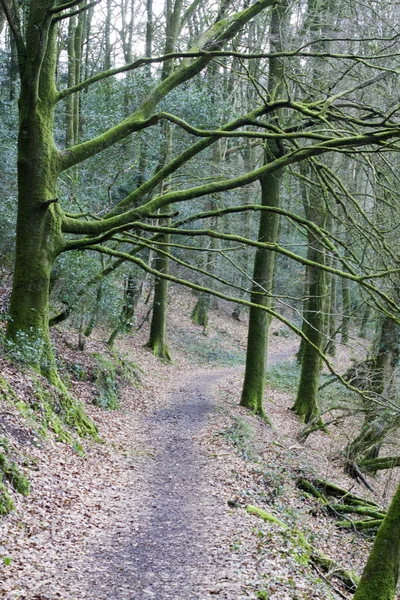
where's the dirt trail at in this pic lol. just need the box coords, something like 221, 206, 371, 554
61, 369, 257, 600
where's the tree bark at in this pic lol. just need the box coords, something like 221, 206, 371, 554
353, 482, 400, 600
240, 0, 287, 416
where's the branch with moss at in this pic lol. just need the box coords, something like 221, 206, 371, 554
58, 0, 277, 171
61, 125, 400, 241
83, 242, 400, 412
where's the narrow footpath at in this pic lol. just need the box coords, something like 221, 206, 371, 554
59, 370, 258, 600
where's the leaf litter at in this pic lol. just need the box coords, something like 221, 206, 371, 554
0, 287, 399, 599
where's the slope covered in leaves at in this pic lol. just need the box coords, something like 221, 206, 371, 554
0, 287, 398, 599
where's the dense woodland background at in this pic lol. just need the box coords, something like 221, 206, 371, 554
1, 0, 400, 597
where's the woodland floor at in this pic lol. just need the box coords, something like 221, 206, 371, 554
0, 287, 399, 599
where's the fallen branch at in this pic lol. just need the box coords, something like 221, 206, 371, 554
312, 476, 377, 503
310, 550, 359, 592
327, 503, 386, 520
358, 455, 400, 472
246, 503, 360, 591
344, 462, 375, 492
336, 518, 382, 531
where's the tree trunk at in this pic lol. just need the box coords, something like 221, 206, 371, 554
240, 169, 281, 416
292, 243, 326, 422
191, 293, 211, 329
146, 255, 172, 361
240, 0, 287, 416
353, 482, 400, 600
341, 271, 351, 344
345, 317, 399, 463
6, 22, 63, 382
292, 171, 327, 423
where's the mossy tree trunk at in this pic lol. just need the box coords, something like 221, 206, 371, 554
353, 482, 400, 600
240, 168, 281, 415
191, 293, 212, 329
146, 123, 173, 361
291, 0, 333, 424
325, 272, 336, 356
147, 254, 172, 360
108, 273, 145, 347
146, 0, 184, 361
4, 0, 275, 380
341, 274, 351, 344
291, 169, 327, 423
6, 12, 64, 383
359, 302, 371, 338
191, 136, 221, 330
240, 0, 288, 416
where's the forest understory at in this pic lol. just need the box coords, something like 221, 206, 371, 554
0, 288, 398, 600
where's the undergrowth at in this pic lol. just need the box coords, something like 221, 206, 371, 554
222, 416, 255, 460
266, 360, 300, 393
0, 372, 97, 447
171, 328, 244, 366
92, 350, 141, 410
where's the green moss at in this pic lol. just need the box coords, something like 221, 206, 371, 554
191, 295, 211, 329
0, 449, 30, 516
2, 373, 97, 441
32, 379, 97, 439
110, 349, 142, 386
92, 350, 142, 411
246, 504, 288, 528
0, 377, 17, 403
0, 482, 14, 515
5, 461, 30, 496
93, 354, 119, 410
0, 437, 9, 453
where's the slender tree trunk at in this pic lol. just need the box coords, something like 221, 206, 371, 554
146, 0, 183, 359
147, 248, 172, 360
240, 170, 281, 415
292, 172, 327, 423
291, 239, 326, 422
359, 303, 371, 338
146, 123, 173, 360
240, 0, 288, 416
325, 272, 336, 356
9, 35, 18, 101
66, 15, 77, 147
341, 258, 351, 344
108, 274, 144, 347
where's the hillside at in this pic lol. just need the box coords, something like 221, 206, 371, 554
0, 287, 398, 599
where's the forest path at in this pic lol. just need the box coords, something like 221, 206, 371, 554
61, 367, 255, 600
32, 348, 295, 600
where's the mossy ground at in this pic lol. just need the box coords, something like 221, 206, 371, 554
0, 436, 30, 515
